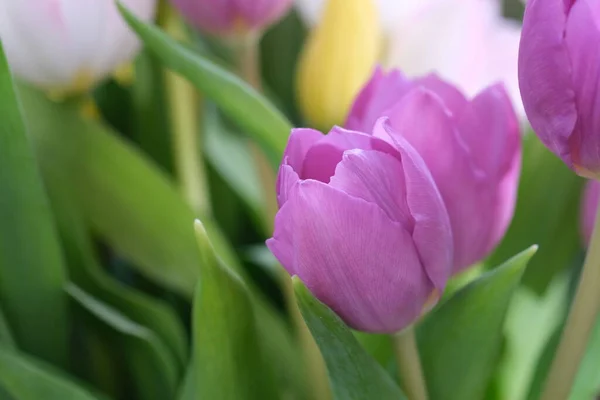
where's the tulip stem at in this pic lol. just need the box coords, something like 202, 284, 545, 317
393, 327, 428, 400
233, 32, 279, 231
163, 6, 211, 216
540, 194, 600, 400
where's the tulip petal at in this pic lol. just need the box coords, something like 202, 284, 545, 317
459, 83, 521, 177
373, 118, 453, 287
276, 128, 324, 205
301, 126, 399, 183
518, 0, 577, 166
414, 74, 469, 118
345, 67, 413, 132
285, 180, 433, 333
564, 0, 600, 172
330, 149, 413, 229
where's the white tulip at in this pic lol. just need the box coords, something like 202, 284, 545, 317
0, 0, 157, 92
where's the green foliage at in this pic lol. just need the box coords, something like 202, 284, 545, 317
0, 39, 68, 366
294, 277, 406, 400
418, 246, 538, 400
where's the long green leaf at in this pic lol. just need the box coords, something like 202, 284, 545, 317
46, 178, 188, 369
418, 246, 538, 400
118, 2, 292, 159
0, 348, 100, 399
0, 39, 68, 365
192, 221, 278, 399
294, 277, 405, 400
489, 134, 582, 294
0, 306, 15, 350
18, 83, 233, 297
67, 284, 179, 400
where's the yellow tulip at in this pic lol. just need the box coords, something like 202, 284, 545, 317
296, 0, 381, 130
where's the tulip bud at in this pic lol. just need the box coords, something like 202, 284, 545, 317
581, 180, 600, 246
296, 0, 380, 130
347, 68, 521, 273
170, 0, 293, 37
0, 0, 157, 94
267, 118, 453, 333
519, 0, 600, 178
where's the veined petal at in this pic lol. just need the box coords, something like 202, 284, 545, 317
330, 149, 414, 229
290, 180, 433, 333
375, 118, 453, 288
518, 0, 577, 166
564, 0, 600, 172
301, 126, 399, 183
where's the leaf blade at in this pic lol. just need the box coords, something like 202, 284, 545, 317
294, 277, 406, 400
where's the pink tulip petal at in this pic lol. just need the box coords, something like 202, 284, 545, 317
301, 126, 399, 183
289, 180, 433, 333
564, 0, 600, 172
330, 149, 414, 229
374, 118, 453, 287
345, 67, 414, 132
518, 0, 577, 167
459, 83, 521, 177
414, 73, 469, 118
276, 128, 324, 205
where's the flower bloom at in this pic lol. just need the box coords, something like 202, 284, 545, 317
0, 0, 157, 93
171, 0, 293, 37
267, 118, 453, 333
295, 0, 523, 115
581, 180, 600, 246
347, 68, 521, 273
519, 0, 600, 178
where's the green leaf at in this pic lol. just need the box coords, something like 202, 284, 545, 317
118, 2, 292, 159
192, 221, 278, 399
67, 284, 179, 400
293, 277, 405, 400
18, 84, 306, 397
489, 134, 583, 294
496, 277, 568, 400
18, 83, 236, 297
131, 50, 174, 173
418, 246, 538, 400
0, 306, 15, 350
203, 105, 266, 233
570, 313, 600, 399
46, 179, 188, 370
0, 39, 68, 365
261, 11, 307, 122
0, 348, 100, 399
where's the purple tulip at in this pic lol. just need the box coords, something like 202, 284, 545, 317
267, 118, 453, 334
518, 0, 600, 178
581, 180, 600, 246
170, 0, 293, 36
346, 68, 521, 274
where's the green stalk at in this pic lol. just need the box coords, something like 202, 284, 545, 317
393, 326, 428, 400
540, 194, 600, 400
163, 7, 211, 217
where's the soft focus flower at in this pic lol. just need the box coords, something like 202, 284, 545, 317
171, 0, 293, 37
519, 0, 600, 178
0, 0, 157, 94
295, 0, 380, 130
267, 118, 453, 333
295, 0, 523, 115
347, 68, 521, 273
581, 180, 600, 246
